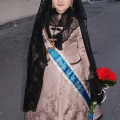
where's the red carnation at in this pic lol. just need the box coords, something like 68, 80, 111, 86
97, 67, 117, 87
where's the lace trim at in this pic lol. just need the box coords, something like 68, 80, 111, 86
62, 17, 80, 42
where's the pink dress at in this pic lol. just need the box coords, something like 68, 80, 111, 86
25, 22, 102, 120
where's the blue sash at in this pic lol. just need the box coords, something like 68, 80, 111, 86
48, 48, 91, 108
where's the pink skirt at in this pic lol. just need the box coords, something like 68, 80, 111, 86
25, 56, 102, 120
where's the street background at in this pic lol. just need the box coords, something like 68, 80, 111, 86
0, 0, 120, 120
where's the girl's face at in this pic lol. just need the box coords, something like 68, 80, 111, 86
52, 0, 73, 14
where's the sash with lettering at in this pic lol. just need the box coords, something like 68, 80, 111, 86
42, 28, 93, 120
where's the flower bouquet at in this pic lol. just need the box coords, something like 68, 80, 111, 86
89, 67, 117, 120
97, 67, 117, 88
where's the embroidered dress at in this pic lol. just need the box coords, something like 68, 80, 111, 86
25, 9, 102, 119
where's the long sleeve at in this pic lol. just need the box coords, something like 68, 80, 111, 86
77, 21, 104, 104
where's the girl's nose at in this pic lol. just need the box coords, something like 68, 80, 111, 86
58, 0, 63, 3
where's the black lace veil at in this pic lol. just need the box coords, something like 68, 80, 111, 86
23, 0, 103, 112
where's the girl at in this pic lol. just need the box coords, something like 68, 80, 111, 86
23, 0, 103, 119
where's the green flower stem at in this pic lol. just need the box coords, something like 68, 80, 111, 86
90, 102, 97, 114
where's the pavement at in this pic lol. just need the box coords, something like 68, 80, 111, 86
0, 0, 41, 29
0, 0, 106, 29
0, 0, 120, 120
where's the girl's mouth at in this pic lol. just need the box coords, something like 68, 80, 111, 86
57, 4, 64, 6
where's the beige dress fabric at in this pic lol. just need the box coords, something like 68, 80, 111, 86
25, 26, 102, 120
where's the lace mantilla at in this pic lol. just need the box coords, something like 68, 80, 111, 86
62, 17, 80, 42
